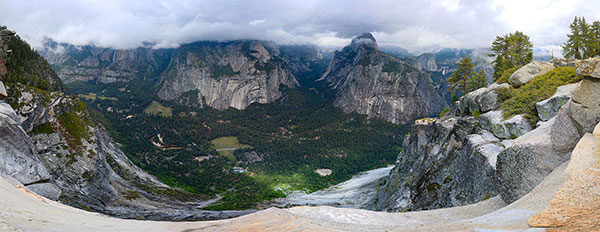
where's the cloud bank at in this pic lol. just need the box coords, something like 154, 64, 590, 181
1, 0, 599, 52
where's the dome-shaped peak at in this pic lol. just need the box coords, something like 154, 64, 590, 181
350, 33, 378, 51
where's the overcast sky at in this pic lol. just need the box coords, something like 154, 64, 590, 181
2, 0, 599, 54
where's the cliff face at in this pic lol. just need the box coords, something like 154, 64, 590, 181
374, 116, 501, 211
157, 40, 298, 110
39, 40, 172, 84
319, 33, 447, 124
0, 28, 251, 220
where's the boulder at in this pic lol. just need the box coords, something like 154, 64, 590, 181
479, 110, 532, 139
27, 183, 62, 200
551, 102, 584, 153
535, 82, 579, 121
508, 61, 555, 88
495, 118, 569, 203
575, 56, 600, 79
551, 58, 580, 68
454, 83, 509, 116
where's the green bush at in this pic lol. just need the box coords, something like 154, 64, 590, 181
496, 66, 521, 84
382, 60, 401, 73
31, 122, 55, 135
501, 67, 581, 126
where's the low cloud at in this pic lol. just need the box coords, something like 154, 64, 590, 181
1, 0, 599, 52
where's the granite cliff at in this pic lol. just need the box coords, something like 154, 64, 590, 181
319, 33, 447, 124
156, 40, 299, 110
0, 28, 250, 221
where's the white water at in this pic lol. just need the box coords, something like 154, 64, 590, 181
271, 166, 393, 209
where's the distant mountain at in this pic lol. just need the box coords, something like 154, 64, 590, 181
319, 33, 447, 124
156, 40, 299, 110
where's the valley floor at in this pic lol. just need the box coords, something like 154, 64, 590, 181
0, 160, 568, 231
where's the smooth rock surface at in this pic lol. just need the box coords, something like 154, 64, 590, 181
495, 118, 569, 203
26, 183, 61, 201
529, 129, 600, 231
508, 61, 555, 88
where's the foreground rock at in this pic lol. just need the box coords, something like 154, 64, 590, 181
528, 123, 600, 230
319, 33, 447, 124
508, 61, 555, 88
453, 83, 509, 116
375, 117, 500, 211
479, 110, 532, 139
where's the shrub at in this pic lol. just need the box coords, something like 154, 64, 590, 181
501, 67, 581, 126
471, 109, 482, 119
496, 66, 521, 84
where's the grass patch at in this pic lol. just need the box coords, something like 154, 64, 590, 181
210, 136, 252, 161
58, 109, 89, 149
123, 190, 141, 200
439, 106, 450, 117
501, 67, 581, 126
212, 64, 239, 77
144, 101, 172, 117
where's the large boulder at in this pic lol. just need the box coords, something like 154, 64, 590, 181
508, 61, 555, 88
535, 82, 579, 122
575, 56, 600, 79
479, 110, 532, 139
454, 83, 509, 116
495, 118, 569, 203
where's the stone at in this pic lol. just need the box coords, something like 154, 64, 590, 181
570, 78, 600, 133
479, 110, 532, 139
26, 183, 62, 200
551, 102, 584, 153
495, 118, 569, 203
508, 61, 555, 88
535, 82, 579, 121
575, 56, 600, 79
528, 133, 600, 231
594, 122, 600, 136
454, 83, 509, 116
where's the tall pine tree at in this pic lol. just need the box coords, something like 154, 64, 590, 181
489, 31, 533, 81
563, 16, 589, 59
448, 57, 487, 96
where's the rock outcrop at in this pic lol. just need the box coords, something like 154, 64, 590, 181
157, 40, 298, 110
374, 116, 501, 211
495, 57, 600, 204
508, 61, 555, 88
453, 83, 509, 116
479, 110, 532, 139
319, 33, 447, 124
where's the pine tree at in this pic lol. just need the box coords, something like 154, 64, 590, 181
588, 20, 600, 57
448, 57, 486, 96
563, 16, 588, 59
490, 31, 533, 80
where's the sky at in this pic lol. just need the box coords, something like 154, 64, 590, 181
2, 0, 600, 55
